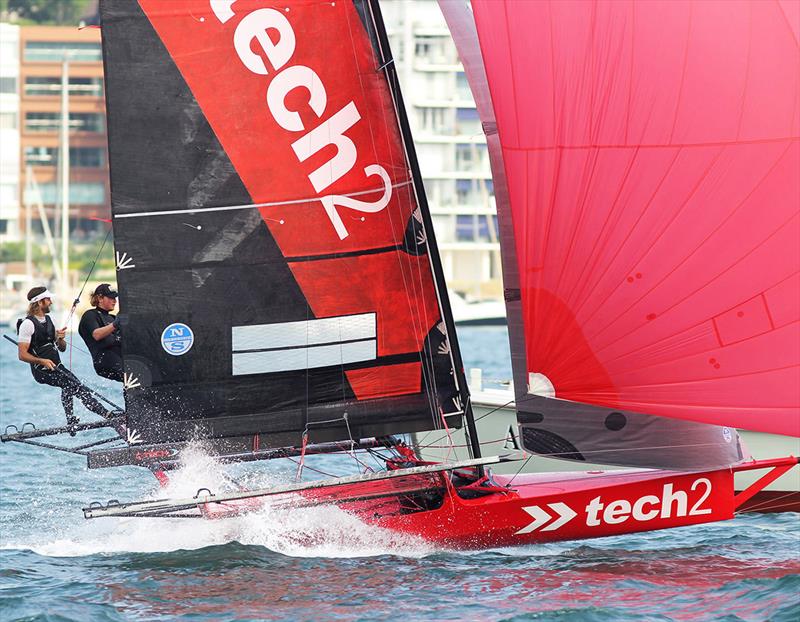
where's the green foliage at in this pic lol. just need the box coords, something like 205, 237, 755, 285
69, 237, 114, 273
0, 238, 113, 279
6, 0, 94, 25
0, 241, 30, 263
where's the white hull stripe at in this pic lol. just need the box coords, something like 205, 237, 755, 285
232, 314, 377, 376
114, 181, 412, 219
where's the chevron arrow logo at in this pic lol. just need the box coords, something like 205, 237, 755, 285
515, 502, 577, 534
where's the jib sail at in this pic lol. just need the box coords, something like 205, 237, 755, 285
443, 0, 799, 469
101, 0, 468, 448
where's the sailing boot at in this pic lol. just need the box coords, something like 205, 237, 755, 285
66, 415, 80, 437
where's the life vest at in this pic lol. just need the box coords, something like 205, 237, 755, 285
17, 314, 61, 371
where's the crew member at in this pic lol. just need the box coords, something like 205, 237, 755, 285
17, 286, 112, 426
78, 283, 123, 382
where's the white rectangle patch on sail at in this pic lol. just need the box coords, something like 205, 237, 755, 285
232, 313, 376, 351
231, 314, 377, 376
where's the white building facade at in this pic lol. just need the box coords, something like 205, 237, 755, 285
382, 0, 502, 299
0, 23, 21, 242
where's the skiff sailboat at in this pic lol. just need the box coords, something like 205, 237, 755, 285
3, 0, 797, 550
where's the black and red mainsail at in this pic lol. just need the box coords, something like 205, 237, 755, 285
101, 0, 467, 448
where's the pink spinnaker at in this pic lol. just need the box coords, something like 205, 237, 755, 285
469, 0, 799, 436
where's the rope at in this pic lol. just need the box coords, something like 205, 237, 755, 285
295, 431, 309, 482
63, 226, 112, 330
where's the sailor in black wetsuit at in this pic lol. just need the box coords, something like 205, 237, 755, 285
17, 286, 112, 426
78, 283, 123, 382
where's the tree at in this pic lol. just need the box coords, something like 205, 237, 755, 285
6, 0, 94, 25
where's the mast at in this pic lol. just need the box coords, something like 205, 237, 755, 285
365, 0, 482, 461
59, 56, 70, 300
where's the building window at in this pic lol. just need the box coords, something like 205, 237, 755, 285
455, 107, 481, 136
24, 112, 104, 133
0, 182, 17, 205
25, 76, 103, 97
432, 214, 454, 243
25, 146, 105, 167
455, 178, 494, 207
0, 77, 16, 94
0, 112, 16, 129
71, 146, 104, 167
419, 107, 447, 133
455, 214, 498, 242
414, 35, 454, 64
455, 143, 489, 171
0, 40, 18, 63
456, 72, 471, 99
32, 182, 105, 205
456, 179, 474, 205
24, 41, 102, 63
456, 214, 475, 241
0, 220, 8, 234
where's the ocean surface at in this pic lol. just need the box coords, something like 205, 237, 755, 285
1, 325, 798, 622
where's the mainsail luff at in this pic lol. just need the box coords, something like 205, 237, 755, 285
100, 0, 468, 449
363, 0, 481, 461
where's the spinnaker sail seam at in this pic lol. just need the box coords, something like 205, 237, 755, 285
567, 143, 797, 353
497, 137, 800, 152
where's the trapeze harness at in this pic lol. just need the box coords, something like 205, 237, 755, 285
17, 315, 108, 421
17, 315, 60, 375
78, 308, 123, 382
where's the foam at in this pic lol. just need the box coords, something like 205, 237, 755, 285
2, 443, 435, 559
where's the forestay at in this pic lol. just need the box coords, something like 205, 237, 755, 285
442, 0, 799, 469
101, 0, 466, 447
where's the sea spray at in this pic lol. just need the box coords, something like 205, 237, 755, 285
3, 442, 434, 559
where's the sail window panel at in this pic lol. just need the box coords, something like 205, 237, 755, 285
232, 341, 377, 376
232, 314, 377, 352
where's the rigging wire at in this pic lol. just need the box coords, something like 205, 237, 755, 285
63, 226, 113, 330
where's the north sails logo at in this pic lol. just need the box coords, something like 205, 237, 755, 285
209, 1, 392, 239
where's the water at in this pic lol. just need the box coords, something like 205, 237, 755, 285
1, 326, 798, 621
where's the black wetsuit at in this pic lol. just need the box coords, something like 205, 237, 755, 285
78, 308, 123, 382
19, 315, 109, 422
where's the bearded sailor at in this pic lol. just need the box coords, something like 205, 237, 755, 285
17, 286, 113, 427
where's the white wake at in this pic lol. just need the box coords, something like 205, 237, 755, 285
2, 443, 434, 559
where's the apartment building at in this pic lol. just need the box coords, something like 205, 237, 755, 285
19, 25, 108, 241
382, 0, 501, 298
0, 23, 20, 242
5, 4, 499, 296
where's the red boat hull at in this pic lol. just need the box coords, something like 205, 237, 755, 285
359, 469, 734, 549
199, 458, 796, 550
